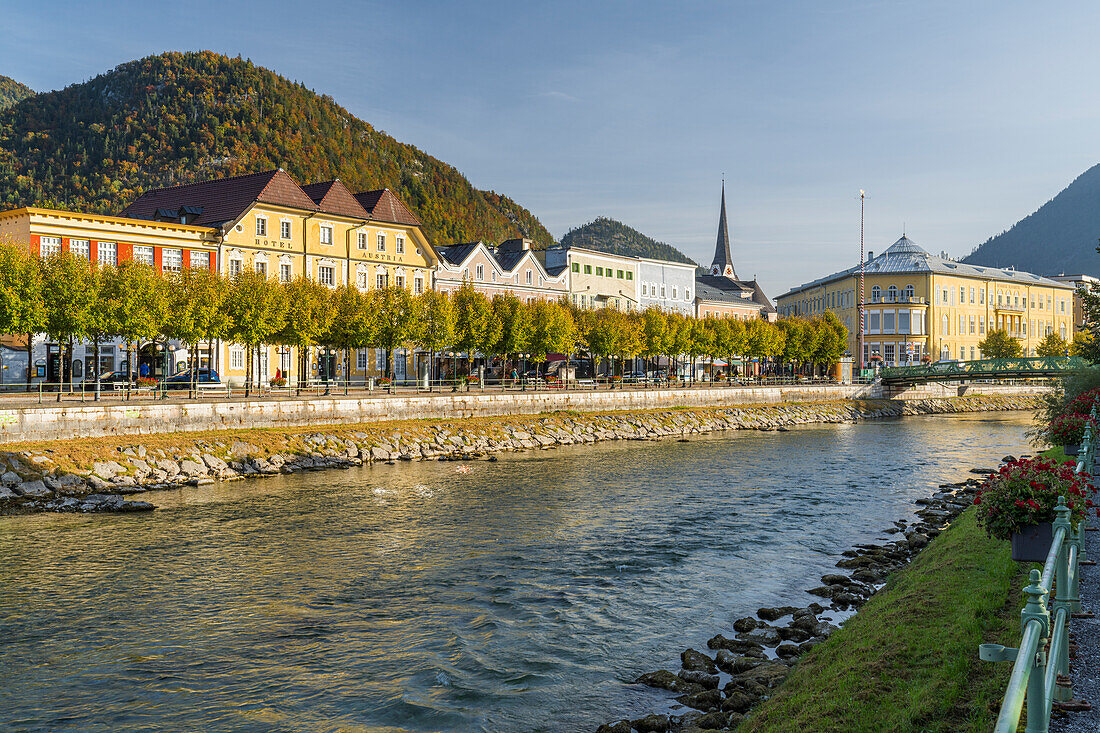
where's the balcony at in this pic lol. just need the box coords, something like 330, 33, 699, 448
995, 302, 1026, 313
863, 295, 927, 305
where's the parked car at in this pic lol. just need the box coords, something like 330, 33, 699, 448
164, 368, 221, 389
94, 371, 136, 390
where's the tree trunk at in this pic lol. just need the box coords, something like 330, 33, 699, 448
25, 333, 33, 392
244, 344, 252, 398
93, 338, 101, 401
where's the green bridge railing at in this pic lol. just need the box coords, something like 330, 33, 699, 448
981, 407, 1095, 732
879, 356, 1089, 385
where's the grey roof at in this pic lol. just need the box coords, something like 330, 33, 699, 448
436, 242, 481, 266
777, 234, 1076, 299
495, 249, 526, 272
710, 184, 737, 278
695, 274, 775, 312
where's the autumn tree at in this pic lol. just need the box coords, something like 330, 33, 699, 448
416, 289, 454, 388
225, 269, 286, 396
372, 286, 419, 388
451, 282, 500, 384
164, 266, 230, 396
277, 276, 334, 393
0, 240, 45, 390
326, 285, 376, 394
41, 253, 100, 398
1036, 331, 1070, 358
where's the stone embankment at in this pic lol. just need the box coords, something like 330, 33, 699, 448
0, 395, 1036, 517
595, 462, 1013, 733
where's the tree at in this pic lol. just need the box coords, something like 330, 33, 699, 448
642, 308, 670, 374
811, 312, 848, 373
373, 286, 419, 387
40, 253, 99, 399
164, 266, 230, 396
225, 269, 286, 396
451, 282, 500, 384
1071, 330, 1093, 358
416, 289, 453, 388
101, 261, 167, 398
277, 276, 334, 393
0, 240, 45, 390
979, 328, 1022, 359
492, 293, 533, 368
1036, 331, 1070, 358
1076, 278, 1100, 362
712, 317, 746, 382
327, 285, 376, 394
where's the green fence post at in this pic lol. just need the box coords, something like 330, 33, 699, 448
1022, 568, 1051, 733
1051, 498, 1072, 703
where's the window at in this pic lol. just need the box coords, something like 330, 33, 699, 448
162, 248, 182, 272
584, 265, 592, 274
526, 270, 533, 284
256, 217, 267, 237
357, 350, 368, 369
904, 284, 914, 301
617, 269, 624, 279
396, 236, 405, 254
376, 273, 387, 289
281, 220, 291, 239
231, 350, 244, 369
970, 316, 976, 334
357, 271, 368, 289
883, 310, 895, 333
191, 251, 210, 270
476, 264, 484, 280
871, 285, 881, 302
869, 311, 881, 333
377, 233, 386, 252
888, 285, 898, 302
414, 278, 423, 295
595, 267, 604, 276
641, 284, 648, 296
672, 287, 678, 299
395, 275, 405, 289
980, 289, 985, 305
898, 310, 910, 334
1061, 324, 1067, 339
280, 263, 292, 283
229, 259, 242, 278
39, 236, 61, 257
661, 285, 667, 297
942, 313, 949, 336
70, 239, 90, 260
571, 262, 580, 273
685, 288, 691, 300
133, 245, 154, 265
942, 288, 949, 304
626, 272, 633, 280
1061, 298, 1066, 314
320, 226, 333, 245
280, 349, 291, 371
318, 265, 335, 286
255, 261, 266, 277
959, 286, 965, 303
970, 287, 975, 303
358, 232, 368, 250
98, 242, 117, 266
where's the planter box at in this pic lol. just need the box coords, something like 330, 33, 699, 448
1064, 444, 1080, 457
1011, 522, 1054, 563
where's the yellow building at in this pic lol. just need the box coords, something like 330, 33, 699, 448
121, 169, 438, 386
775, 235, 1076, 366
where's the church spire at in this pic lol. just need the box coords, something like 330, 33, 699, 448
710, 182, 737, 278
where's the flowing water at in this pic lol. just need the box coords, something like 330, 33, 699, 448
0, 411, 1035, 732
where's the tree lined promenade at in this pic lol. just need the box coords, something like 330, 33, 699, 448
0, 243, 849, 397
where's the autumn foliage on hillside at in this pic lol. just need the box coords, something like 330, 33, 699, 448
0, 51, 553, 248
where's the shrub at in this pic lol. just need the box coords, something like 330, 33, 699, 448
1048, 413, 1096, 446
1063, 388, 1100, 418
974, 458, 1094, 540
136, 376, 158, 388
269, 376, 287, 387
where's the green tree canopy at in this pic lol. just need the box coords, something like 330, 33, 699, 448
978, 328, 1022, 359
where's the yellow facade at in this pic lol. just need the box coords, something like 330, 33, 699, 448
775, 236, 1075, 366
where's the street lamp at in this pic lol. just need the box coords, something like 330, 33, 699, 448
519, 353, 529, 391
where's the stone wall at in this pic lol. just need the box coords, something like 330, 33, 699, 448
0, 385, 866, 444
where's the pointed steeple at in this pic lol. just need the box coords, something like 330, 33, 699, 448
710, 182, 737, 279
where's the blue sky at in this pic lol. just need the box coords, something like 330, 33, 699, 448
4, 1, 1100, 296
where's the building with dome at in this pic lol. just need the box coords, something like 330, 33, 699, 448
774, 234, 1077, 367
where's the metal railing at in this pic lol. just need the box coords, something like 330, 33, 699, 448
880, 356, 1089, 385
981, 407, 1096, 732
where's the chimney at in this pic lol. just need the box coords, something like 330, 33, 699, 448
499, 237, 533, 252
867, 251, 873, 261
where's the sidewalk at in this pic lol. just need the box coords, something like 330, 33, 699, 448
1052, 483, 1100, 733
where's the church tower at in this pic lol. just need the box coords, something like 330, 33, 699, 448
709, 183, 737, 278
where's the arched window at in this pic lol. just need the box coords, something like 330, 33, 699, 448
887, 285, 898, 302
871, 285, 881, 302
1061, 324, 1067, 339
904, 284, 914, 301
942, 313, 949, 336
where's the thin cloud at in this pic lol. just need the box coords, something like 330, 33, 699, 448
532, 90, 580, 103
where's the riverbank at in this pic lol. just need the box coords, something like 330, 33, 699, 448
0, 394, 1037, 516
596, 452, 1024, 733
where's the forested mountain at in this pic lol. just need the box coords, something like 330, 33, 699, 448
963, 164, 1100, 276
0, 76, 33, 111
561, 217, 696, 264
0, 51, 553, 247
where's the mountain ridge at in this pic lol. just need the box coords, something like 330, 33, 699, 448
560, 216, 697, 264
963, 164, 1100, 276
0, 51, 553, 248
0, 75, 33, 111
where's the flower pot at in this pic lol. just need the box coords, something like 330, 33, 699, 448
1011, 522, 1053, 562
1064, 444, 1080, 457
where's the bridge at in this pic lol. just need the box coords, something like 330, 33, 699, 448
879, 355, 1090, 385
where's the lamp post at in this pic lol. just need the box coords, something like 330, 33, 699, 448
858, 189, 866, 378
520, 353, 529, 391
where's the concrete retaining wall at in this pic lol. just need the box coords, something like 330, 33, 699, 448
0, 385, 868, 444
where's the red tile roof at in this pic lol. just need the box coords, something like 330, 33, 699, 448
119, 169, 318, 227
353, 188, 422, 226
300, 179, 370, 219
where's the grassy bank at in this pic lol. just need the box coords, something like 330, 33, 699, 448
738, 507, 1024, 733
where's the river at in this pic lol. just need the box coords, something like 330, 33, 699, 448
0, 411, 1035, 732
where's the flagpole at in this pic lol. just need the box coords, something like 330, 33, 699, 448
858, 190, 865, 377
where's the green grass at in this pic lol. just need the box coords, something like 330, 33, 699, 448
1040, 445, 1069, 463
738, 508, 1026, 733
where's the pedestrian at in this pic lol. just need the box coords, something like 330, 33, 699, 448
510, 366, 519, 388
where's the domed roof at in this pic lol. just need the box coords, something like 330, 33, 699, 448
884, 235, 928, 255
